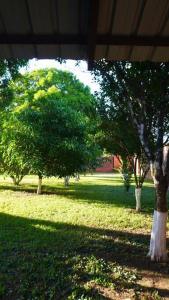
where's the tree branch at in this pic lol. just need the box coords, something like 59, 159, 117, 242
114, 64, 153, 162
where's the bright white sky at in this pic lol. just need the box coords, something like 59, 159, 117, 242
22, 59, 100, 94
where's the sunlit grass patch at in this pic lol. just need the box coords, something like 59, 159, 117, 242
0, 174, 167, 299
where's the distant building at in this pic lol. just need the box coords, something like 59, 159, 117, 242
96, 155, 121, 173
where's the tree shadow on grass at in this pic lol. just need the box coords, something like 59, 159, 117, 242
0, 212, 169, 299
0, 181, 157, 215
87, 176, 123, 182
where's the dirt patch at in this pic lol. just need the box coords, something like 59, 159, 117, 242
138, 270, 169, 299
93, 229, 169, 299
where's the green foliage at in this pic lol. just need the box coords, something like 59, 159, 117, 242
10, 68, 96, 117
0, 59, 27, 111
68, 255, 138, 299
120, 157, 133, 192
1, 97, 94, 179
0, 134, 29, 184
93, 62, 150, 190
0, 59, 27, 80
0, 282, 5, 297
1, 68, 100, 182
93, 60, 169, 162
0, 59, 28, 179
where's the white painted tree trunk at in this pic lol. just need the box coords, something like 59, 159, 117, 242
37, 177, 42, 194
64, 176, 70, 187
135, 187, 141, 212
148, 210, 168, 261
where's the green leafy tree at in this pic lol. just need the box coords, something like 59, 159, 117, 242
0, 59, 27, 110
0, 59, 28, 177
0, 145, 29, 185
1, 69, 100, 193
93, 60, 169, 261
96, 94, 149, 210
10, 68, 96, 117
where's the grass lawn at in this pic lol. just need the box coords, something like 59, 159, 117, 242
0, 174, 168, 300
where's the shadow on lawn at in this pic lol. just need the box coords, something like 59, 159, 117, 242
0, 212, 169, 299
0, 181, 156, 214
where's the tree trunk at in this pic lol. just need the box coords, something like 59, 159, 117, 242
75, 173, 80, 181
37, 175, 42, 194
11, 176, 17, 185
148, 175, 168, 261
64, 176, 70, 187
11, 175, 24, 186
135, 187, 142, 212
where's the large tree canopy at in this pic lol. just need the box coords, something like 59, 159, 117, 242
94, 61, 169, 157
1, 68, 100, 192
95, 66, 149, 209
9, 68, 96, 118
93, 60, 169, 262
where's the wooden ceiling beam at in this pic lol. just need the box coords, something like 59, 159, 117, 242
0, 33, 85, 44
97, 35, 169, 47
0, 33, 169, 47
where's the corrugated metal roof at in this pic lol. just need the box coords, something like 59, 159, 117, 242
0, 0, 169, 63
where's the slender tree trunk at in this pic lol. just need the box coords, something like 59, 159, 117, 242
135, 187, 142, 212
75, 173, 80, 181
133, 156, 149, 212
37, 174, 42, 194
11, 176, 17, 185
64, 176, 70, 187
148, 173, 168, 261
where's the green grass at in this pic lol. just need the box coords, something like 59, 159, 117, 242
0, 174, 168, 299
